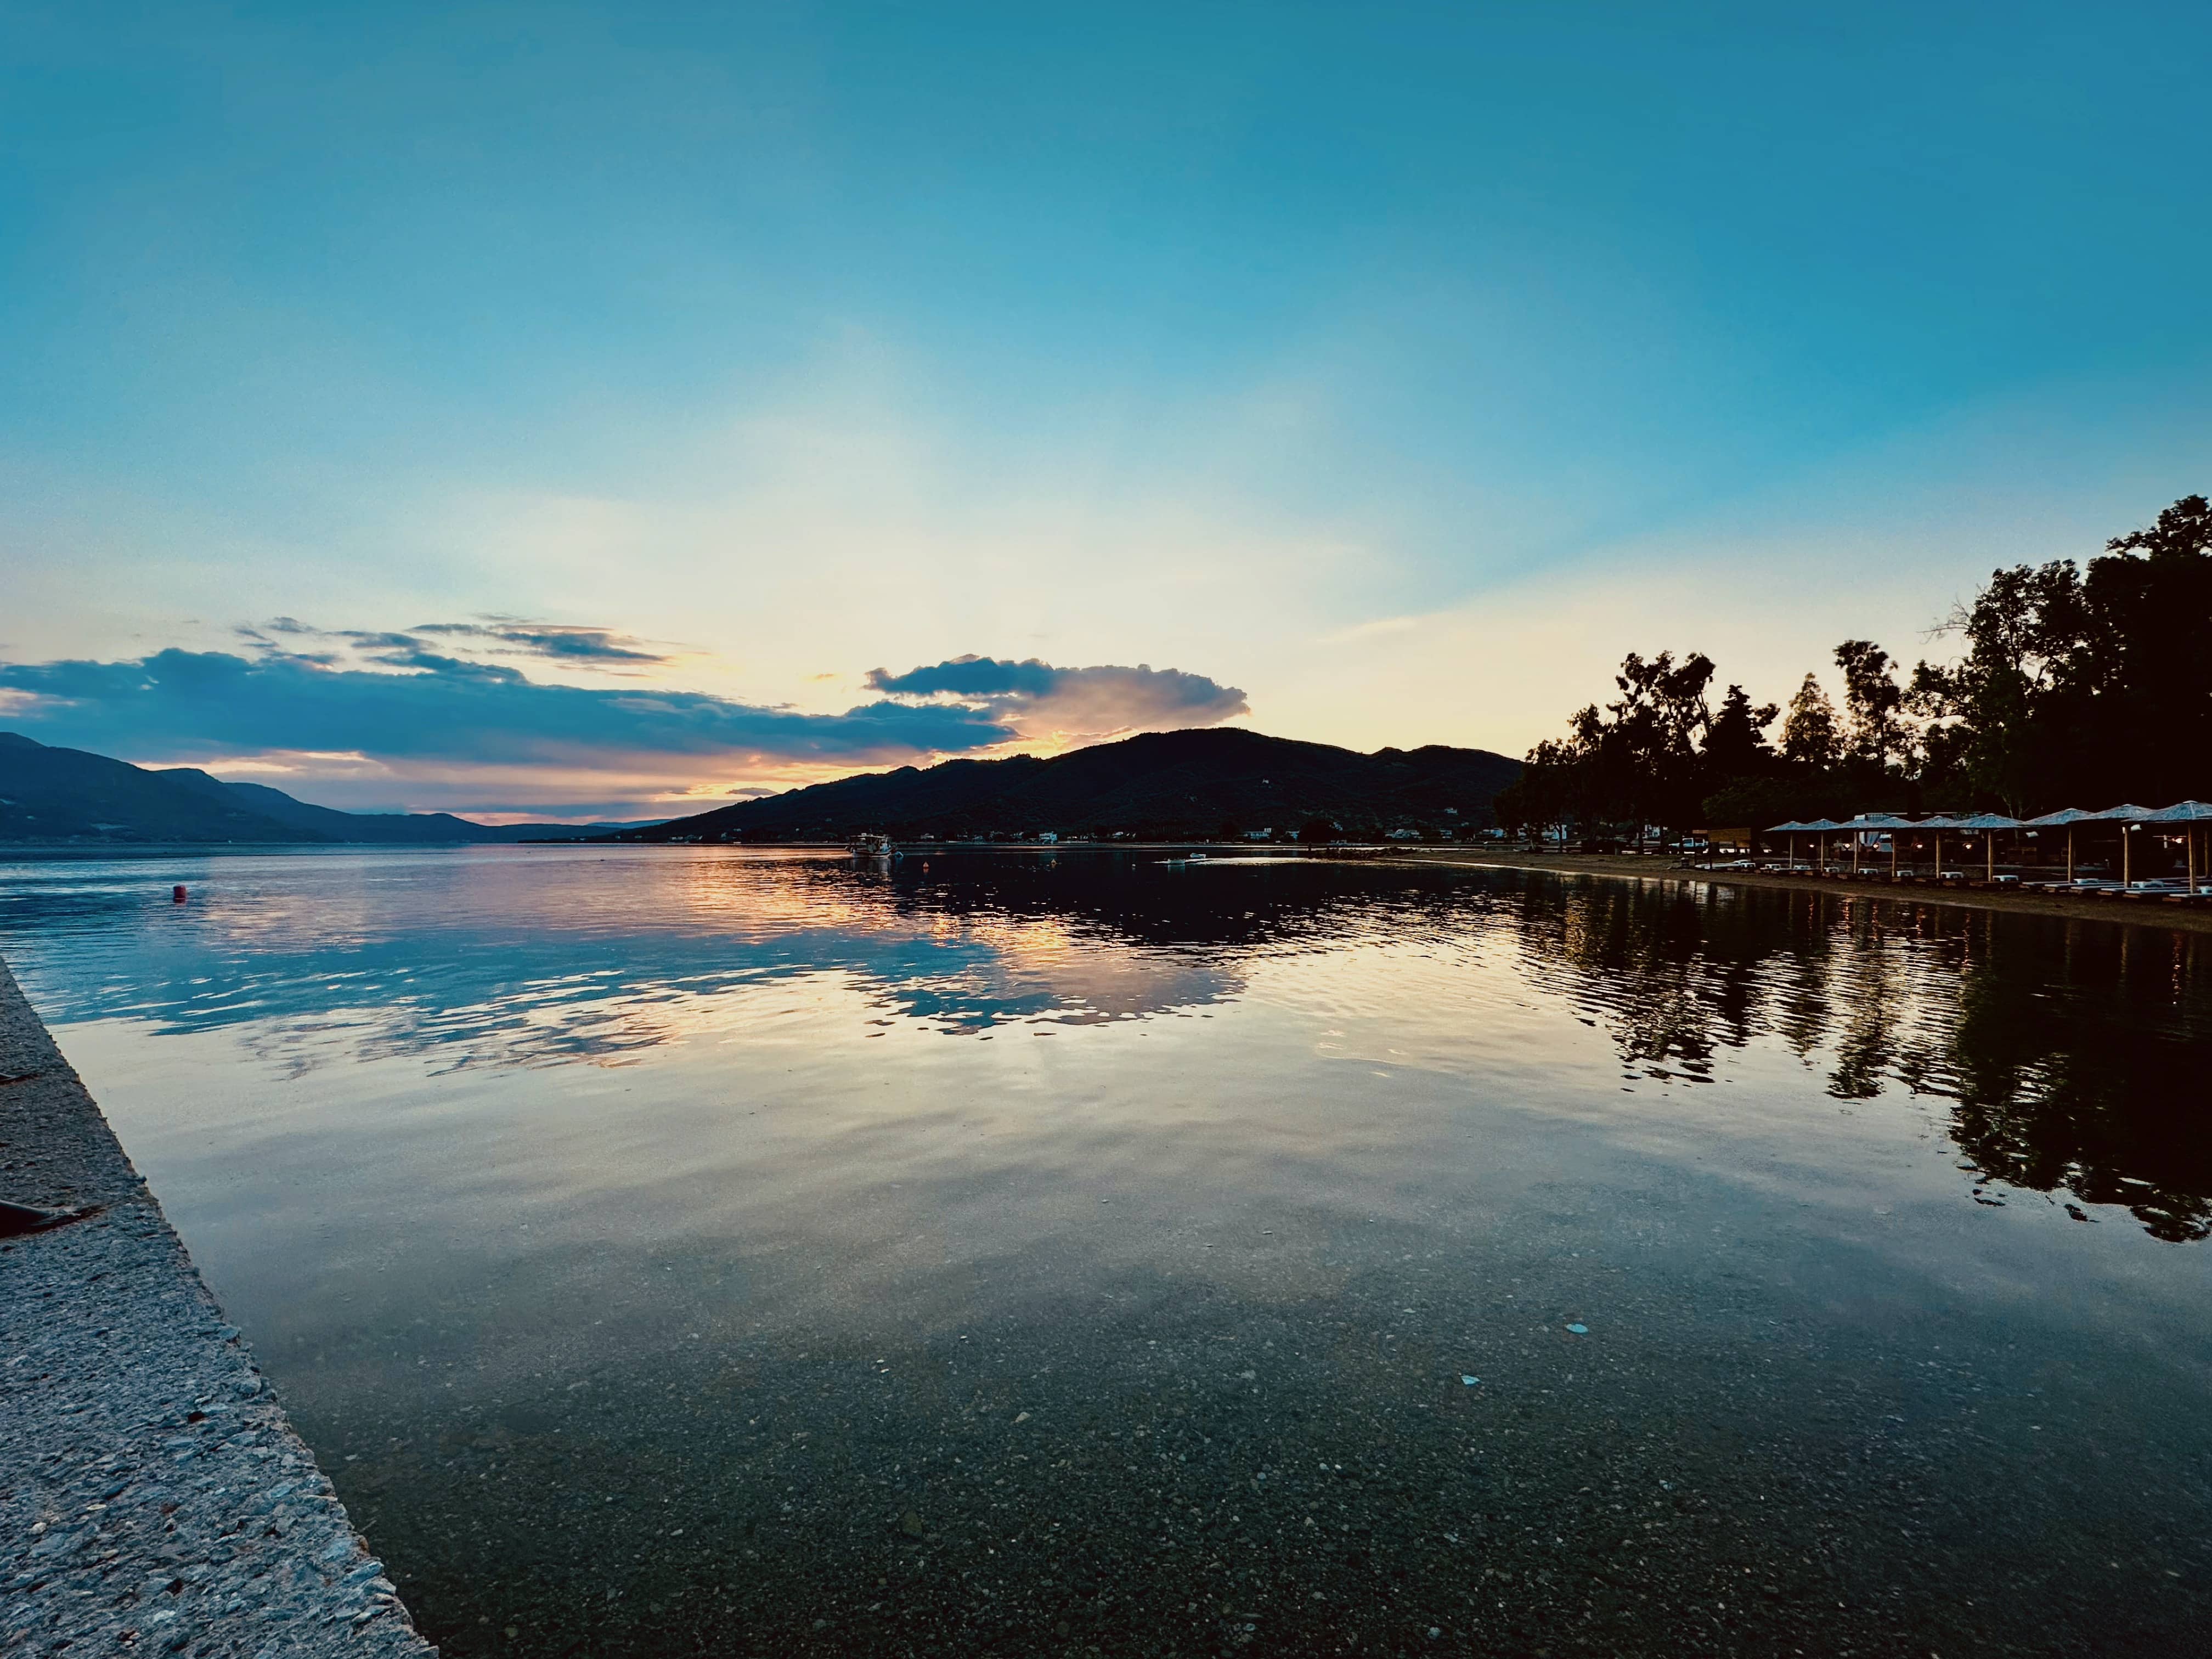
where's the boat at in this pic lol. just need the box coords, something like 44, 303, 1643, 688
847, 832, 896, 861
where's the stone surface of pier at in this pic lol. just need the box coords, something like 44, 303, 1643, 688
0, 956, 436, 1656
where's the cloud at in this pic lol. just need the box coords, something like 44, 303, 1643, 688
235, 616, 681, 672
866, 655, 1249, 743
0, 640, 1250, 817
0, 644, 1008, 779
868, 657, 1064, 699
410, 620, 675, 665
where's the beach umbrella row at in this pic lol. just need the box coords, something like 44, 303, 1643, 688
1760, 801, 2212, 889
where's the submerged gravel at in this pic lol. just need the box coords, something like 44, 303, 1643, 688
0, 956, 434, 1657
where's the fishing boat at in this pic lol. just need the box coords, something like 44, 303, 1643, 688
847, 832, 896, 861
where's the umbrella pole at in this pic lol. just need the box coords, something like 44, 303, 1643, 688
1987, 834, 1994, 883
2124, 827, 2131, 887
2067, 826, 2074, 883
1890, 834, 1898, 878
1934, 831, 1942, 877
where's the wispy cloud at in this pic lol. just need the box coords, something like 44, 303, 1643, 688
237, 616, 684, 673
410, 619, 676, 665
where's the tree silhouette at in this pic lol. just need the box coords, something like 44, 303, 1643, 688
1780, 674, 1838, 769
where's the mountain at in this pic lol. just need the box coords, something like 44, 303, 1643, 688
0, 733, 308, 843
613, 727, 1523, 842
2, 727, 1523, 847
0, 732, 639, 844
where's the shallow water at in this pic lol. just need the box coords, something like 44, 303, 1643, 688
4, 845, 2210, 1657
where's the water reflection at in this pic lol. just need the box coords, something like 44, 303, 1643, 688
4, 848, 2210, 1239
11, 846, 2212, 1656
1504, 878, 2212, 1239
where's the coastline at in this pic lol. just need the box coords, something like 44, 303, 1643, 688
1395, 847, 2212, 935
0, 955, 436, 1656
8, 837, 2208, 941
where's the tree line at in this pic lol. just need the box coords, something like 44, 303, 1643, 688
1492, 494, 2212, 838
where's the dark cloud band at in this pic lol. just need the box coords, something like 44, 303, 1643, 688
0, 637, 1249, 808
0, 648, 1010, 766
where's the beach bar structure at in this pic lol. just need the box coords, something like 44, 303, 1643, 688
1760, 799, 2212, 895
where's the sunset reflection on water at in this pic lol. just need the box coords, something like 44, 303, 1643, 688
4, 846, 2211, 1656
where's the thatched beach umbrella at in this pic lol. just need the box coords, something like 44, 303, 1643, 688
2086, 804, 2158, 886
2023, 806, 2102, 883
1948, 812, 2023, 881
2142, 800, 2212, 894
1798, 819, 1848, 872
1843, 813, 1914, 876
1915, 815, 1965, 878
1767, 820, 1814, 866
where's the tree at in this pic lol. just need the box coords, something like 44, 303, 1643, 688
2078, 494, 2212, 802
1908, 561, 2075, 813
1833, 640, 1906, 769
1497, 651, 1719, 840
1493, 735, 1586, 841
1910, 495, 2211, 811
2106, 492, 2210, 561
1505, 493, 2209, 830
1593, 650, 1717, 835
1780, 675, 1838, 768
1702, 683, 1779, 776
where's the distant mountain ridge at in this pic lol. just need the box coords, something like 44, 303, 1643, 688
0, 732, 639, 844
2, 727, 1523, 848
614, 727, 1522, 842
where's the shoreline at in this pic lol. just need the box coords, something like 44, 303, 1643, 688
8, 837, 2209, 938
0, 956, 436, 1655
1393, 847, 2212, 934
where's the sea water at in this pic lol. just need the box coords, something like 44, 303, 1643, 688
4, 845, 2208, 1656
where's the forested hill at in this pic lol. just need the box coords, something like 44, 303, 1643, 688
612, 727, 1522, 842
0, 732, 637, 843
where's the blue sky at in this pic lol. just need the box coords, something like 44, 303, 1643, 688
3, 3, 2207, 815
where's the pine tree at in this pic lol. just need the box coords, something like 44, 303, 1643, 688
1780, 674, 1838, 768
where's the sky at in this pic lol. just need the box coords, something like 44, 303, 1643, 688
3, 2, 2208, 819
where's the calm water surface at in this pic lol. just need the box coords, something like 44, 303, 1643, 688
4, 847, 2210, 1658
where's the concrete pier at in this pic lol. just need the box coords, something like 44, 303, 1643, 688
0, 956, 436, 1656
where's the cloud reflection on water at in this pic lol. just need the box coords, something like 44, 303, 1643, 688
3, 847, 2210, 1238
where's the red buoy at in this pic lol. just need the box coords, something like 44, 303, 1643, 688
172, 884, 188, 904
